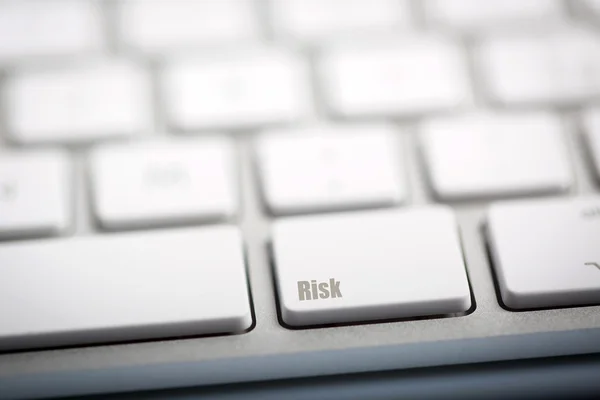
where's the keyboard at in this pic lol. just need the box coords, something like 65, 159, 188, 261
1, 0, 600, 398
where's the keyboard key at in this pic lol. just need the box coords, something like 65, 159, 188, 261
272, 207, 471, 326
424, 0, 563, 32
584, 109, 600, 181
256, 124, 406, 215
0, 226, 252, 351
163, 49, 310, 131
318, 38, 470, 118
118, 0, 259, 53
420, 112, 572, 201
90, 138, 238, 230
4, 61, 151, 144
477, 30, 600, 106
0, 150, 71, 239
270, 0, 411, 42
488, 197, 600, 309
0, 0, 104, 63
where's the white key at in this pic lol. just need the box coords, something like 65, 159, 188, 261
90, 138, 238, 230
477, 30, 600, 106
270, 0, 411, 42
319, 38, 470, 118
272, 207, 471, 326
256, 124, 406, 215
0, 150, 71, 239
163, 49, 310, 131
583, 109, 600, 181
118, 0, 259, 53
425, 0, 563, 32
488, 197, 600, 309
0, 226, 252, 351
0, 0, 104, 63
420, 112, 572, 201
4, 61, 151, 144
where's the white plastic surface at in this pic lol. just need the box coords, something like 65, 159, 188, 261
0, 0, 104, 62
0, 226, 252, 351
256, 124, 406, 215
488, 197, 600, 309
90, 138, 238, 230
270, 0, 410, 41
583, 108, 600, 181
163, 49, 310, 130
0, 150, 71, 239
272, 207, 471, 326
319, 37, 470, 118
118, 0, 259, 52
478, 30, 600, 106
425, 0, 563, 31
420, 112, 572, 200
4, 62, 151, 144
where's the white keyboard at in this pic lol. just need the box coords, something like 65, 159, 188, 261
1, 1, 600, 399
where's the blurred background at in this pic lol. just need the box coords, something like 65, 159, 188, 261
2, 0, 600, 236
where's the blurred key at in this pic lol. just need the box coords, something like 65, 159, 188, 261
0, 0, 104, 63
425, 0, 563, 32
318, 38, 470, 118
488, 197, 600, 309
478, 30, 600, 106
270, 0, 411, 42
256, 124, 406, 215
0, 150, 71, 239
583, 109, 600, 181
4, 61, 151, 144
118, 0, 259, 53
420, 112, 572, 201
164, 49, 311, 131
90, 138, 238, 230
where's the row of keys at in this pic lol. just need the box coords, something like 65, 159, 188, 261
0, 139, 239, 237
5, 31, 600, 143
3, 53, 309, 143
0, 0, 573, 63
2, 113, 600, 239
1, 197, 599, 350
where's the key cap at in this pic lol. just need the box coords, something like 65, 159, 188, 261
4, 61, 151, 144
420, 112, 572, 201
487, 197, 600, 310
272, 207, 471, 326
477, 30, 600, 106
583, 109, 600, 182
90, 138, 238, 230
0, 0, 104, 63
318, 38, 470, 118
424, 0, 563, 32
270, 0, 411, 42
163, 49, 310, 131
256, 124, 406, 215
118, 0, 259, 53
0, 150, 71, 239
0, 226, 252, 351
